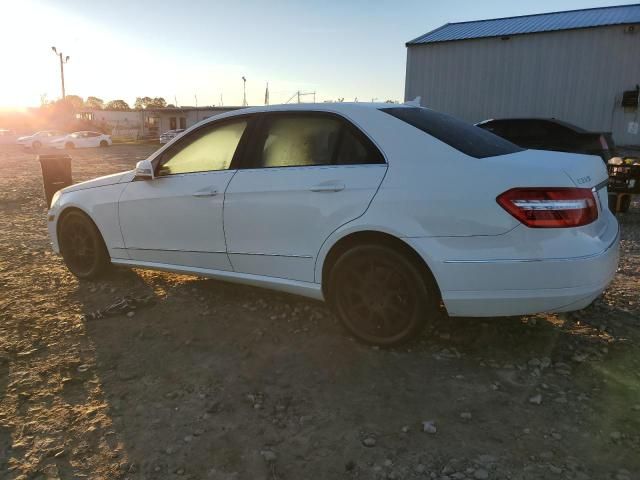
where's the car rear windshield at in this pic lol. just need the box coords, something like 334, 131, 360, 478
381, 107, 524, 159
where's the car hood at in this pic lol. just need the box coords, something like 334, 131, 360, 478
17, 135, 33, 142
61, 170, 134, 193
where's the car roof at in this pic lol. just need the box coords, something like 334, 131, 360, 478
195, 101, 413, 127
235, 102, 407, 113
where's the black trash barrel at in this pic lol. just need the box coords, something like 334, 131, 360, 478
38, 154, 72, 207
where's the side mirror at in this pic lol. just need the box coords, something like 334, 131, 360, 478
134, 159, 155, 180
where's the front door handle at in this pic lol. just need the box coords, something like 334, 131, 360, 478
192, 188, 219, 197
310, 182, 345, 192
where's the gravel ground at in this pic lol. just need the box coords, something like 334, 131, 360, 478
0, 144, 639, 480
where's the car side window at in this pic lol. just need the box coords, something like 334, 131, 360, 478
249, 113, 384, 168
335, 127, 382, 165
158, 120, 247, 176
256, 115, 341, 168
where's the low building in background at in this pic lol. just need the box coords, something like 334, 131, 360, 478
77, 106, 244, 139
405, 4, 640, 148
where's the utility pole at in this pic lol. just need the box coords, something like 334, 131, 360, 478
242, 76, 247, 106
51, 46, 69, 99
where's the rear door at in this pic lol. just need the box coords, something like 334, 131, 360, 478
223, 111, 387, 282
86, 132, 102, 147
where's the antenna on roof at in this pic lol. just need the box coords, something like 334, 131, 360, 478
404, 96, 422, 107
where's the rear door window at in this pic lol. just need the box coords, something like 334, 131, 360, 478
245, 113, 384, 168
382, 107, 523, 158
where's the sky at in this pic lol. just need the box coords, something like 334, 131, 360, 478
0, 0, 636, 109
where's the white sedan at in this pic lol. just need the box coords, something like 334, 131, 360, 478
51, 131, 112, 149
160, 129, 185, 144
46, 103, 619, 345
0, 129, 17, 144
17, 130, 67, 150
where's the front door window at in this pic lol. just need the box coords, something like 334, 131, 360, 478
157, 120, 247, 176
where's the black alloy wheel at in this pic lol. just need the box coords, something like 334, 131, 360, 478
58, 211, 109, 278
328, 244, 438, 346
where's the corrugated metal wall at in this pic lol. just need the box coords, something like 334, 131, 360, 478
405, 25, 640, 146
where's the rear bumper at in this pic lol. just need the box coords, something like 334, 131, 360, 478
406, 217, 620, 317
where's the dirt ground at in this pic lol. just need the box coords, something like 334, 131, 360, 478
0, 144, 639, 480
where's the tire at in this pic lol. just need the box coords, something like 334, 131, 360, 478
58, 210, 109, 279
327, 244, 439, 346
32, 141, 42, 151
99, 140, 109, 147
65, 142, 75, 149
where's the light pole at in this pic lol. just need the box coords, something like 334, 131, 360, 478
242, 76, 247, 106
51, 46, 70, 99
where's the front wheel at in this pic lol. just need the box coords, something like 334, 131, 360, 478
65, 142, 75, 149
99, 140, 109, 147
32, 141, 42, 151
327, 245, 439, 346
58, 211, 109, 278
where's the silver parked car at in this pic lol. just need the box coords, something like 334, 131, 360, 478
159, 129, 185, 144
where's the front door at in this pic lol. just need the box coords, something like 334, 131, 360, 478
224, 112, 387, 282
119, 117, 250, 270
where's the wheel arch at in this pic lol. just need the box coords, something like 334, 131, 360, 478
56, 206, 108, 254
319, 229, 442, 300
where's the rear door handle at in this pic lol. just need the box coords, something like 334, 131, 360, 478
310, 182, 345, 192
192, 188, 219, 197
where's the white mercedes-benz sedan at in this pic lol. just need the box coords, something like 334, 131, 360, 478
46, 102, 620, 345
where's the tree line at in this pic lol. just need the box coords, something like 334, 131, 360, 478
45, 95, 173, 111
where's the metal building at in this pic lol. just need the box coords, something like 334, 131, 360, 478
405, 4, 640, 147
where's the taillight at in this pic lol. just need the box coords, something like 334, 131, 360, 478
497, 188, 598, 228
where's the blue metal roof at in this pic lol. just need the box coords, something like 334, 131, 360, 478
407, 3, 640, 45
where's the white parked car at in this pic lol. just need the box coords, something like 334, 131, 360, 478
17, 130, 67, 150
46, 103, 619, 345
160, 129, 185, 144
0, 129, 17, 144
51, 131, 112, 149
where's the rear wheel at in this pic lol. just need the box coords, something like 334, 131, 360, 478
99, 140, 109, 147
65, 142, 75, 149
58, 211, 109, 278
327, 244, 438, 346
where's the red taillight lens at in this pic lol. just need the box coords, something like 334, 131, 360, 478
497, 188, 598, 228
